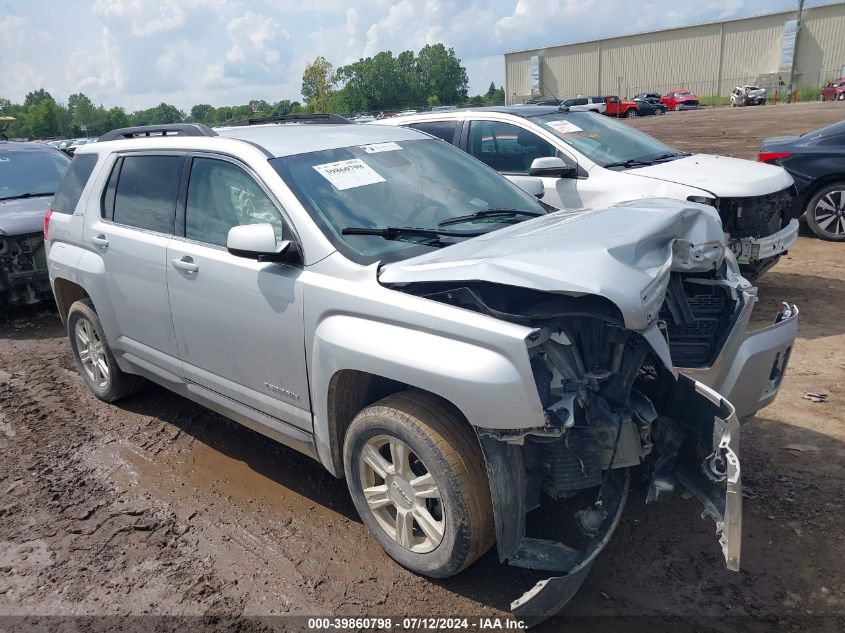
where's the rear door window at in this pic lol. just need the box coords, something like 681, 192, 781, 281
52, 154, 97, 214
110, 155, 183, 234
407, 121, 459, 144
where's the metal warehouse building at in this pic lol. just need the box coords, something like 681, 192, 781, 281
504, 1, 845, 103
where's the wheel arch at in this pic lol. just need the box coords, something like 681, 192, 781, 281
52, 277, 91, 325
797, 173, 845, 216
322, 369, 478, 478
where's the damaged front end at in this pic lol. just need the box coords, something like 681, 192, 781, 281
0, 232, 51, 305
718, 187, 799, 277
477, 316, 742, 626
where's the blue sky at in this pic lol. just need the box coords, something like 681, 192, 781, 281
0, 0, 810, 110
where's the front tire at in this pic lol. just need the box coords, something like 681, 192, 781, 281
626, 109, 638, 118
67, 299, 145, 401
805, 182, 845, 241
343, 391, 494, 578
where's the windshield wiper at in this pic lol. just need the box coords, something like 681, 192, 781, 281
650, 151, 691, 162
437, 208, 544, 227
0, 191, 55, 201
341, 226, 485, 246
602, 158, 656, 169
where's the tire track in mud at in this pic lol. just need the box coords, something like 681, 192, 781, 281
0, 323, 500, 619
0, 339, 232, 615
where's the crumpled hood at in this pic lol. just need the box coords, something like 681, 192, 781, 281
380, 198, 726, 331
626, 154, 793, 198
0, 195, 52, 236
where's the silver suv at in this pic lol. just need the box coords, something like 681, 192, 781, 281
45, 120, 796, 624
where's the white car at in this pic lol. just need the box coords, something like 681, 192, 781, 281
560, 96, 607, 113
731, 86, 767, 107
376, 106, 799, 277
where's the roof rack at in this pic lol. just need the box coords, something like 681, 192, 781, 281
99, 123, 218, 143
230, 113, 351, 126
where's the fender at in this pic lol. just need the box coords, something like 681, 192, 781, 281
308, 314, 546, 475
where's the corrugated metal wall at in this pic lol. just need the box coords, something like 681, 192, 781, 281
505, 1, 845, 102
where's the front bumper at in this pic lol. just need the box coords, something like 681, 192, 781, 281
0, 233, 52, 305
682, 298, 797, 421
731, 218, 799, 264
478, 377, 743, 627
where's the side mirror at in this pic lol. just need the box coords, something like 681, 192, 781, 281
509, 176, 545, 198
529, 156, 577, 179
227, 223, 298, 263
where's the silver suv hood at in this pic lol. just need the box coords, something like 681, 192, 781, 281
0, 195, 52, 236
380, 199, 726, 331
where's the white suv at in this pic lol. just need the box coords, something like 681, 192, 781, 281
378, 106, 800, 278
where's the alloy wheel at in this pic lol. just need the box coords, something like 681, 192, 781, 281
358, 434, 445, 553
814, 189, 845, 238
74, 317, 109, 387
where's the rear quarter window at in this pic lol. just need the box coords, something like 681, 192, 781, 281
407, 121, 458, 144
52, 154, 98, 214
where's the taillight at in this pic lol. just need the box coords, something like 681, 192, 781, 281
43, 209, 53, 241
758, 151, 792, 163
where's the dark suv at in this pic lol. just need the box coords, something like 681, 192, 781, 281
0, 142, 70, 305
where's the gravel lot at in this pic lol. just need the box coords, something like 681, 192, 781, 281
1, 102, 844, 632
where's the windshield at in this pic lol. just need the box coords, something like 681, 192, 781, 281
0, 147, 70, 201
529, 111, 680, 167
271, 138, 546, 264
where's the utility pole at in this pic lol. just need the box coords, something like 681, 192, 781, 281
787, 0, 805, 101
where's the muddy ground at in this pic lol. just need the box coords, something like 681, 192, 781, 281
1, 102, 844, 632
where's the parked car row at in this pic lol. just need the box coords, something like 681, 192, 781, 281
551, 91, 688, 117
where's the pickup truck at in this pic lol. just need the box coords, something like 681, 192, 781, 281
603, 96, 639, 118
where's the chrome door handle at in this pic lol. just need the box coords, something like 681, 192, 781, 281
171, 256, 199, 273
91, 234, 109, 247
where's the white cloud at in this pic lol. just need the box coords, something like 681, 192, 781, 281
65, 27, 125, 95
92, 0, 225, 37
223, 10, 289, 79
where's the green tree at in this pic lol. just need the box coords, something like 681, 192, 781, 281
416, 44, 468, 105
24, 89, 53, 108
190, 104, 214, 123
301, 56, 335, 113
426, 95, 440, 108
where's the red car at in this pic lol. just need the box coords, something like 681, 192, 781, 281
602, 95, 639, 117
821, 78, 845, 101
660, 90, 699, 111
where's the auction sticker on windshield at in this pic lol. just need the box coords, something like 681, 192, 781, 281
545, 120, 582, 134
313, 158, 386, 190
359, 142, 402, 153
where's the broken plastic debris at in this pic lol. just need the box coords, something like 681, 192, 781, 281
801, 392, 828, 403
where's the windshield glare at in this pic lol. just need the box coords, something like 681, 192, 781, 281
0, 148, 70, 200
271, 138, 546, 263
530, 111, 677, 167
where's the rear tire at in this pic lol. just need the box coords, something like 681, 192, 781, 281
675, 103, 682, 111
67, 299, 146, 401
655, 108, 665, 115
343, 391, 494, 579
805, 182, 845, 241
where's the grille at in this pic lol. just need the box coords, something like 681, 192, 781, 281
717, 186, 796, 238
661, 280, 736, 367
